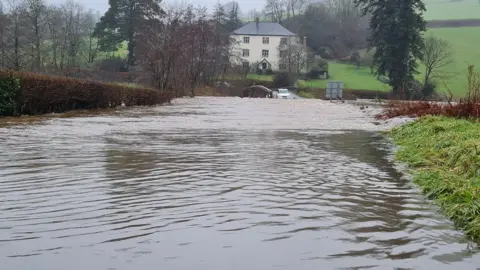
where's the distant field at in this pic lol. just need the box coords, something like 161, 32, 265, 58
425, 27, 480, 95
297, 63, 389, 91
424, 0, 480, 20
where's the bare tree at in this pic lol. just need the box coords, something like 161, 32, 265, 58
45, 5, 63, 70
137, 3, 234, 97
264, 0, 286, 23
80, 9, 100, 65
421, 35, 455, 86
285, 0, 306, 18
59, 0, 86, 69
2, 0, 30, 71
23, 0, 47, 71
278, 37, 308, 75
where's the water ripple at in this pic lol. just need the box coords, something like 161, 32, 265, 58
0, 97, 478, 270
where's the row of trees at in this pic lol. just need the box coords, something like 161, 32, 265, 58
0, 0, 103, 72
136, 4, 236, 97
0, 0, 249, 97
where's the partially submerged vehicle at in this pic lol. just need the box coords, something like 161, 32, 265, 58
277, 88, 290, 99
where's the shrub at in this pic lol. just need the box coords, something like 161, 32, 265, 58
96, 57, 128, 72
306, 69, 322, 80
0, 72, 21, 116
0, 71, 172, 116
318, 46, 334, 59
265, 68, 274, 75
255, 68, 263, 75
273, 72, 294, 88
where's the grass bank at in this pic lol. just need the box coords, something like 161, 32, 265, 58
390, 116, 480, 243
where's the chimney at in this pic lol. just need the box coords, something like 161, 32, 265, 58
255, 17, 260, 32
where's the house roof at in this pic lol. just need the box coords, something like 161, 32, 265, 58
232, 22, 296, 36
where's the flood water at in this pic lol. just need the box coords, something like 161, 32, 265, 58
0, 97, 479, 270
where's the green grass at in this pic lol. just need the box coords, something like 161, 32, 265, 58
298, 27, 480, 97
426, 27, 480, 96
298, 63, 390, 91
296, 90, 315, 98
424, 0, 480, 21
390, 116, 480, 243
247, 74, 274, 81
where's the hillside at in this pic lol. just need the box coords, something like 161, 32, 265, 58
424, 0, 480, 20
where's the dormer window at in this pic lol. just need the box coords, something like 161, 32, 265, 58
262, 37, 269, 44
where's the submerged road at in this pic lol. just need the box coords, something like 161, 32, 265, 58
0, 97, 478, 270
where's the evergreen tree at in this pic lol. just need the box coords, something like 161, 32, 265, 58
354, 0, 426, 97
93, 0, 163, 70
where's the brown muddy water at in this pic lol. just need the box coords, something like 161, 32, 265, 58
0, 97, 478, 270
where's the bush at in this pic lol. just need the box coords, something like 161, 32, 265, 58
265, 68, 274, 75
0, 72, 21, 116
255, 68, 263, 75
318, 47, 334, 59
96, 57, 128, 72
273, 72, 294, 88
0, 71, 172, 116
306, 69, 323, 80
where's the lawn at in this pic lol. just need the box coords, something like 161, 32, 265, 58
424, 0, 480, 21
247, 73, 274, 81
298, 63, 389, 91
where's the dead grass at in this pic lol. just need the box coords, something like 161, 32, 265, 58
377, 65, 480, 119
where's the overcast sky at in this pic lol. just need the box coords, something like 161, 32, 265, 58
45, 0, 265, 14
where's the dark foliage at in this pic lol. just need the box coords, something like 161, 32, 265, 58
273, 72, 294, 88
0, 72, 21, 116
96, 57, 128, 72
354, 0, 427, 97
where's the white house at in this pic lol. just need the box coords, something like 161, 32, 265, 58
231, 19, 307, 73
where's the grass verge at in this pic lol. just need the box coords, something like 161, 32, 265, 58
389, 116, 480, 243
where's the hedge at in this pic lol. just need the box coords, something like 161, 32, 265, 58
0, 71, 172, 116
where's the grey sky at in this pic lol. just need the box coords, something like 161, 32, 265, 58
45, 0, 265, 13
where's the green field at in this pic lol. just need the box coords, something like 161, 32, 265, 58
424, 0, 480, 20
291, 27, 480, 97
426, 27, 480, 95
298, 63, 389, 91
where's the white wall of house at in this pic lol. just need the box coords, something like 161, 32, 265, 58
231, 35, 302, 72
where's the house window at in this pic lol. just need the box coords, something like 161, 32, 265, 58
262, 37, 269, 44
243, 37, 250, 44
242, 49, 250, 57
262, 50, 269, 57
279, 50, 287, 58
280, 38, 287, 45
279, 63, 287, 70
242, 61, 249, 69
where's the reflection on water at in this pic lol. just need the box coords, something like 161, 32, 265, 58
0, 97, 478, 270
